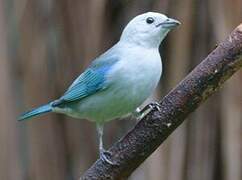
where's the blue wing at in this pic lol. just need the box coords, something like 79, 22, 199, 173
52, 46, 119, 106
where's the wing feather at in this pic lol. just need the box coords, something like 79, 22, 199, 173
52, 46, 120, 107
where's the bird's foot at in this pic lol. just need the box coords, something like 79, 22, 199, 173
100, 149, 116, 165
141, 102, 162, 114
133, 102, 161, 120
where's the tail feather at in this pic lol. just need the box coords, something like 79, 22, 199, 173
18, 104, 52, 121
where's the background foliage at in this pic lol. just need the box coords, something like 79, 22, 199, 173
0, 0, 241, 179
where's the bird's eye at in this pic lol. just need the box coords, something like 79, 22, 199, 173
146, 17, 155, 24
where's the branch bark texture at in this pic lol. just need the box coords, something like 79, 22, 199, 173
80, 24, 242, 180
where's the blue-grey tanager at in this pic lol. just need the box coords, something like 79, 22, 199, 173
19, 12, 180, 164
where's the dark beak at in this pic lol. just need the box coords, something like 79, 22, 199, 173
156, 18, 181, 29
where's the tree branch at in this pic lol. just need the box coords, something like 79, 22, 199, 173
80, 24, 242, 180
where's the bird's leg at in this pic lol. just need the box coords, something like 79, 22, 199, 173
96, 123, 114, 165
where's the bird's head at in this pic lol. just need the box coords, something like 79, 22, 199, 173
120, 12, 180, 48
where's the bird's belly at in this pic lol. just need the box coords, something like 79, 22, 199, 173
60, 54, 162, 123
66, 87, 142, 123
68, 70, 160, 122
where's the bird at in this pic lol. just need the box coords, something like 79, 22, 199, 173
19, 12, 180, 164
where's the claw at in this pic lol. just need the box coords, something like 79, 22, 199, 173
100, 149, 118, 166
133, 102, 161, 120
148, 102, 162, 111
100, 149, 115, 165
140, 102, 161, 114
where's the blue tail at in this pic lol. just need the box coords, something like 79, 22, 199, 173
18, 104, 52, 121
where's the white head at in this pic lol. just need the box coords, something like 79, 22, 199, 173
120, 12, 180, 48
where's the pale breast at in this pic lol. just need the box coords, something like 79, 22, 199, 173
106, 47, 162, 113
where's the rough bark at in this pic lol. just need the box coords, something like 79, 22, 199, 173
80, 24, 242, 180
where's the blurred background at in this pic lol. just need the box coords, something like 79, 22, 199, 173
0, 0, 241, 180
